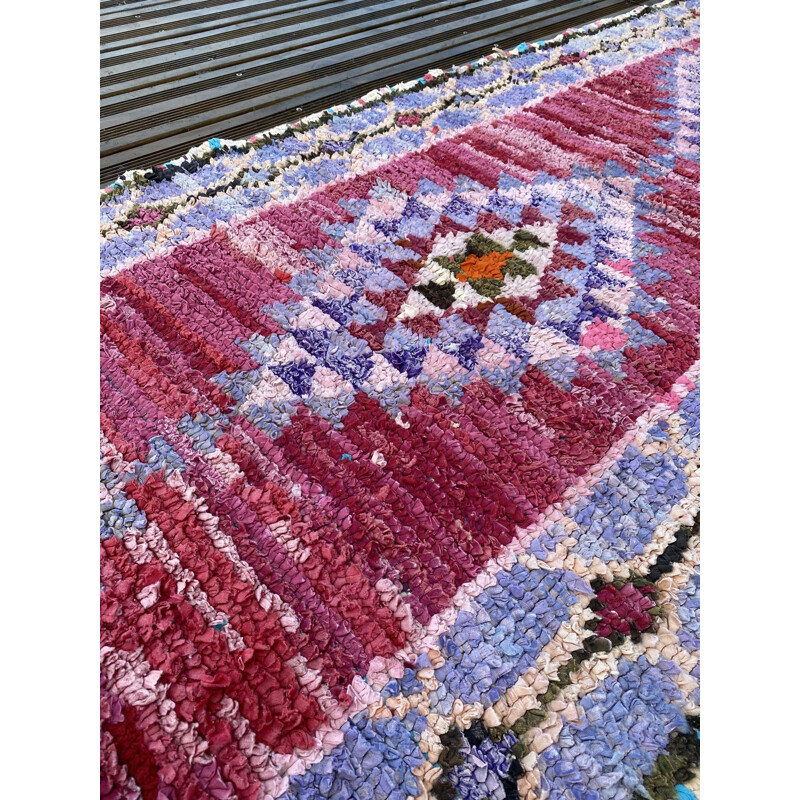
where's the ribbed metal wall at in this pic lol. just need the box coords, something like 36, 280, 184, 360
100, 0, 647, 184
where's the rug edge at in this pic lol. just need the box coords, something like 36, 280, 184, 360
100, 0, 683, 199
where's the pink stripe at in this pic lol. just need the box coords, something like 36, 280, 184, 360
104, 295, 228, 415
120, 259, 259, 370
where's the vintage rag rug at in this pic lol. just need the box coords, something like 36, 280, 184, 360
100, 2, 700, 799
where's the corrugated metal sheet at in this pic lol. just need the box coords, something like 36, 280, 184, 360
100, 0, 646, 184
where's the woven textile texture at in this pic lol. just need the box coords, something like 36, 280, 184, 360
100, 2, 700, 800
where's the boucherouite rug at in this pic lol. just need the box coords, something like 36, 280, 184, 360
100, 2, 700, 799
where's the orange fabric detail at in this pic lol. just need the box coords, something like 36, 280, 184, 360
457, 250, 513, 281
